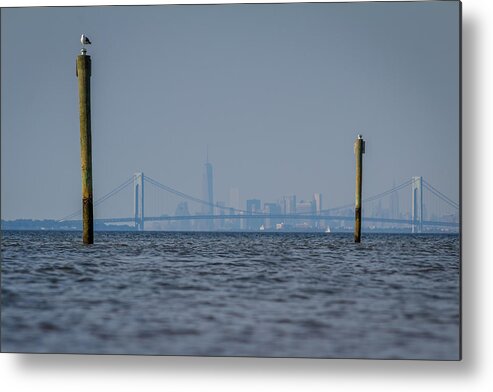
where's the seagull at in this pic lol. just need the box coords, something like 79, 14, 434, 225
80, 34, 92, 46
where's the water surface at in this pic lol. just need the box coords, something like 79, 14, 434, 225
1, 231, 460, 359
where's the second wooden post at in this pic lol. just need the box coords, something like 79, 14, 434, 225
354, 135, 365, 243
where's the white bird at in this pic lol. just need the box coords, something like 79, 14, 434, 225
80, 34, 92, 45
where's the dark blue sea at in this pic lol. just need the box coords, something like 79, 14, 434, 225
1, 231, 460, 359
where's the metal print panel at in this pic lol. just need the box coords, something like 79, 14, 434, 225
0, 1, 461, 360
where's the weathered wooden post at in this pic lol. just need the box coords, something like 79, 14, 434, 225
354, 134, 365, 243
76, 42, 93, 244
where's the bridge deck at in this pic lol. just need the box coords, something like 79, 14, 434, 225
60, 214, 459, 228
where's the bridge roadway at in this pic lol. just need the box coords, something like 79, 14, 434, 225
79, 214, 459, 228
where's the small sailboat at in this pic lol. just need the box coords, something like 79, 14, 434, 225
325, 226, 331, 233
259, 224, 265, 231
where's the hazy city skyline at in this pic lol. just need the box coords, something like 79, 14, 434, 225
1, 2, 460, 220
136, 159, 457, 232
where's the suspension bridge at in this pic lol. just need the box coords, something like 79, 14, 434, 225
58, 173, 459, 233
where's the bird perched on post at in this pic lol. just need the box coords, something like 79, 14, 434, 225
80, 34, 92, 46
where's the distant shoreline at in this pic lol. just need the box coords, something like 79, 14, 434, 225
1, 228, 459, 235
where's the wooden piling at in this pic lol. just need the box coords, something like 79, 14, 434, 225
76, 51, 94, 244
354, 135, 365, 243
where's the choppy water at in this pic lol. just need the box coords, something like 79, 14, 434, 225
1, 231, 460, 359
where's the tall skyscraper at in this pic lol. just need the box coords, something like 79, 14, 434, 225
283, 195, 296, 226
287, 195, 297, 214
202, 157, 214, 230
313, 193, 322, 214
313, 193, 322, 229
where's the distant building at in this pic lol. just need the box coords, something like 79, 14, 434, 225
296, 199, 315, 228
227, 187, 240, 230
313, 193, 323, 228
287, 195, 297, 214
296, 200, 314, 214
202, 159, 214, 230
174, 201, 190, 231
280, 195, 296, 213
281, 195, 296, 226
229, 187, 240, 211
390, 180, 399, 219
264, 202, 282, 229
246, 199, 261, 213
313, 193, 322, 213
225, 207, 239, 230
246, 199, 262, 230
216, 201, 226, 230
371, 199, 385, 229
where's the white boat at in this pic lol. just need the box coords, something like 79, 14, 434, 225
325, 226, 331, 233
259, 224, 265, 231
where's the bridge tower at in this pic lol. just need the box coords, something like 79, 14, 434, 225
411, 176, 423, 233
134, 172, 144, 231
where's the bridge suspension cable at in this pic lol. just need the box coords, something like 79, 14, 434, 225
58, 176, 134, 222
313, 178, 414, 214
422, 179, 459, 209
145, 176, 251, 215
147, 176, 417, 217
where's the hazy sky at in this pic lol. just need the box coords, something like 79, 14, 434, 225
1, 1, 460, 220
